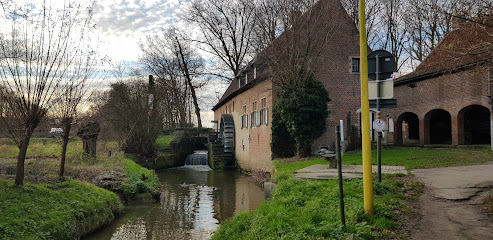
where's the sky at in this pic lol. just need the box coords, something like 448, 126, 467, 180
91, 0, 227, 128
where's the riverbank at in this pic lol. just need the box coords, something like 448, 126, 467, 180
212, 158, 423, 239
0, 138, 161, 239
0, 178, 123, 240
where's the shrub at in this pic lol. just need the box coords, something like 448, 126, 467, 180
274, 78, 330, 157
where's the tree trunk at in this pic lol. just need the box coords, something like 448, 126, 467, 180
59, 118, 72, 178
296, 141, 311, 158
15, 133, 32, 185
176, 38, 202, 128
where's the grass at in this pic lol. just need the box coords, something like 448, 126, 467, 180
155, 135, 174, 151
213, 159, 414, 239
0, 138, 160, 199
0, 137, 161, 238
333, 147, 493, 170
0, 178, 123, 240
273, 158, 328, 183
120, 158, 160, 200
0, 137, 120, 159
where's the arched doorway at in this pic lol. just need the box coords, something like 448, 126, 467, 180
425, 109, 452, 144
396, 112, 420, 145
459, 105, 490, 144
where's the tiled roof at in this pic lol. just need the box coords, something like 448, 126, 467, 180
211, 70, 270, 111
395, 18, 493, 85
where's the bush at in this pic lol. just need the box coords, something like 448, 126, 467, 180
274, 78, 330, 157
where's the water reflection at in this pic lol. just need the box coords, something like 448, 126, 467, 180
85, 166, 264, 240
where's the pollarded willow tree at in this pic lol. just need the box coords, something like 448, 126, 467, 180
0, 0, 97, 185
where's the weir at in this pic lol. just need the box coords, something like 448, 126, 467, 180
185, 150, 209, 166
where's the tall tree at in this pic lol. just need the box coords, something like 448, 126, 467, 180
55, 47, 102, 178
99, 80, 163, 158
380, 0, 409, 70
341, 0, 383, 49
141, 29, 206, 128
185, 0, 256, 80
0, 0, 95, 185
252, 0, 315, 51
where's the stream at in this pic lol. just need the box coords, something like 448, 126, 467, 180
85, 165, 265, 240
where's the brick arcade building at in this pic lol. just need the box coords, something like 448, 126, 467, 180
387, 17, 493, 146
212, 0, 362, 172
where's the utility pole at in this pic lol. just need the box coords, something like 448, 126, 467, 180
359, 0, 374, 215
376, 55, 382, 183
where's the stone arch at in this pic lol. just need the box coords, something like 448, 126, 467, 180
424, 109, 452, 144
395, 112, 420, 145
458, 105, 490, 145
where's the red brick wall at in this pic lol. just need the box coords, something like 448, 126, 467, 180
309, 3, 362, 152
388, 65, 491, 145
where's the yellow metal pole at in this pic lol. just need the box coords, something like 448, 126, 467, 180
359, 0, 374, 215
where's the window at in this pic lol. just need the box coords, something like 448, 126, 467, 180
352, 58, 360, 73
260, 98, 269, 126
241, 105, 248, 129
252, 101, 258, 127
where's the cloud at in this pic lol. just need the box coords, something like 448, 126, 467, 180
92, 0, 190, 61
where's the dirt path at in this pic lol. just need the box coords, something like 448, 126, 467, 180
410, 163, 493, 239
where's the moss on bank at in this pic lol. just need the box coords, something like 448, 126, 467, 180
0, 179, 123, 240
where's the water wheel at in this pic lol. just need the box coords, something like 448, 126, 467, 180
220, 114, 235, 165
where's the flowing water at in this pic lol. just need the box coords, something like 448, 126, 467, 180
85, 165, 264, 240
185, 150, 209, 166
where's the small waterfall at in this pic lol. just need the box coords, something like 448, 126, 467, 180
185, 150, 209, 166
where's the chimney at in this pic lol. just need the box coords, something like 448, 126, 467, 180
452, 16, 467, 30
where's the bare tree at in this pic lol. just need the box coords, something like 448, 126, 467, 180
266, 0, 336, 87
377, 0, 409, 70
341, 0, 383, 49
185, 0, 257, 80
141, 29, 206, 128
55, 48, 103, 178
174, 35, 204, 128
252, 0, 315, 51
0, 0, 95, 185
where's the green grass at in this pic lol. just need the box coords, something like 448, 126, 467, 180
340, 147, 493, 170
120, 158, 160, 198
0, 138, 160, 201
155, 135, 174, 151
0, 179, 123, 240
0, 137, 120, 159
273, 158, 328, 183
212, 159, 415, 240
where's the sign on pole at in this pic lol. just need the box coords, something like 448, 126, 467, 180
373, 119, 386, 132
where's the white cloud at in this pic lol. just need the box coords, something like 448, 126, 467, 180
93, 0, 190, 61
